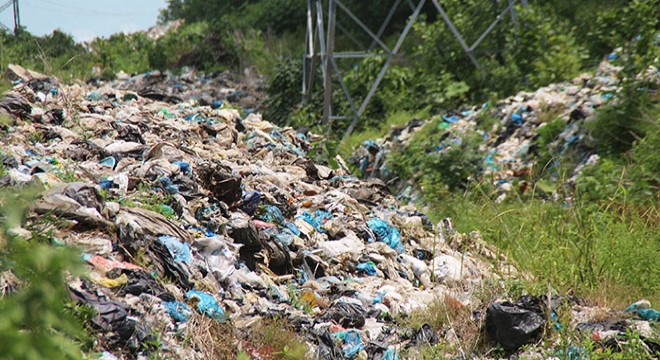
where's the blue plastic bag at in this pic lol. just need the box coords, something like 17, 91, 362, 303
367, 218, 404, 253
382, 348, 399, 360
260, 205, 284, 224
272, 230, 294, 247
283, 221, 301, 236
172, 161, 190, 175
511, 113, 523, 126
163, 301, 193, 322
240, 191, 261, 215
158, 235, 192, 264
184, 113, 205, 123
158, 176, 179, 194
186, 290, 226, 322
98, 156, 116, 169
98, 178, 114, 190
442, 115, 459, 123
333, 330, 364, 358
298, 210, 332, 233
625, 301, 660, 321
357, 262, 377, 276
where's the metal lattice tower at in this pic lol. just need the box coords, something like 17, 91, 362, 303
0, 0, 20, 34
303, 0, 528, 141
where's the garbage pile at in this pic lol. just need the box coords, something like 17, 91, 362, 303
344, 53, 660, 357
350, 53, 657, 203
90, 66, 265, 115
0, 64, 518, 359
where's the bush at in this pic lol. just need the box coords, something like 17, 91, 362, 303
148, 21, 239, 72
90, 32, 153, 75
390, 122, 483, 196
533, 117, 565, 171
341, 57, 415, 127
264, 58, 305, 126
587, 91, 655, 156
0, 29, 92, 79
0, 188, 87, 359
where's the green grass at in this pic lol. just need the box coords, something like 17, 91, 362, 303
247, 319, 309, 360
338, 108, 431, 160
425, 185, 660, 307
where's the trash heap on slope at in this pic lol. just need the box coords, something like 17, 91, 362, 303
346, 53, 660, 358
0, 64, 516, 359
351, 53, 659, 203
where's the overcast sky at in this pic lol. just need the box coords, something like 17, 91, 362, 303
0, 0, 167, 42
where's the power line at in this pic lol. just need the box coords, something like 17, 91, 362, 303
26, 0, 142, 17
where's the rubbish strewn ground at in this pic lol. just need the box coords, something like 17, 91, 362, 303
0, 64, 657, 359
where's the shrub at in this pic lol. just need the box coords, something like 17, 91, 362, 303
0, 188, 87, 359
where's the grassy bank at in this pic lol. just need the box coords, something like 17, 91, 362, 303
425, 187, 659, 307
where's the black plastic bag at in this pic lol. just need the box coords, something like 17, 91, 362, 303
485, 295, 546, 351
325, 301, 367, 328
409, 323, 438, 347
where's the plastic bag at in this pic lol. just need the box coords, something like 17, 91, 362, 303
485, 295, 545, 351
367, 218, 404, 253
334, 330, 364, 359
326, 300, 367, 328
357, 262, 377, 276
158, 235, 192, 264
185, 290, 227, 322
163, 301, 193, 322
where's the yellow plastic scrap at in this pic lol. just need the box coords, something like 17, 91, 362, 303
97, 273, 129, 288
301, 289, 319, 307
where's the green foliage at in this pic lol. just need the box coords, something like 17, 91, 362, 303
264, 58, 304, 125
160, 0, 414, 40
520, 8, 588, 86
410, 1, 588, 103
588, 89, 657, 156
585, 0, 659, 157
0, 29, 93, 80
250, 319, 310, 360
230, 0, 307, 35
474, 105, 500, 133
629, 119, 660, 192
342, 57, 415, 122
390, 121, 483, 194
0, 20, 243, 80
591, 0, 660, 73
339, 108, 430, 160
410, 71, 470, 112
578, 110, 660, 206
89, 32, 153, 76
149, 21, 238, 72
0, 188, 86, 359
534, 117, 565, 170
